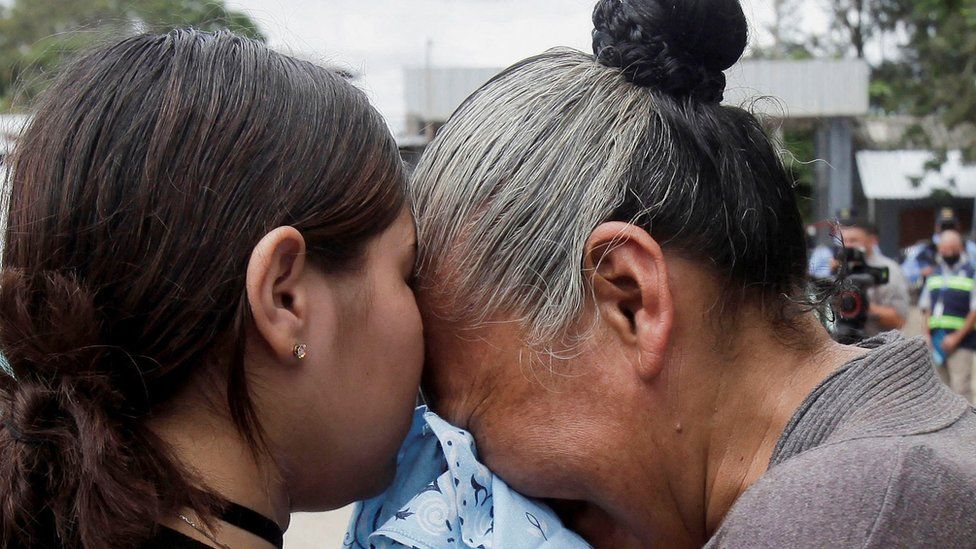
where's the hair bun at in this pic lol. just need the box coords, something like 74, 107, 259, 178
592, 0, 748, 103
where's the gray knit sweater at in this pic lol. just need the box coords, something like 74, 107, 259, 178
706, 332, 976, 548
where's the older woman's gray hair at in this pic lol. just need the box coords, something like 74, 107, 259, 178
411, 42, 806, 352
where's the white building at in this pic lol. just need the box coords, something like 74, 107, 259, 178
402, 58, 871, 224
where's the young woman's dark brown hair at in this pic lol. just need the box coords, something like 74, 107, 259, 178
0, 29, 424, 548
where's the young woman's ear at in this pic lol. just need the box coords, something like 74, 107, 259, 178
583, 222, 674, 380
245, 226, 312, 362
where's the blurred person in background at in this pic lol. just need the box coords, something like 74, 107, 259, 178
0, 30, 423, 548
837, 218, 909, 336
920, 229, 976, 403
902, 208, 976, 285
806, 224, 835, 279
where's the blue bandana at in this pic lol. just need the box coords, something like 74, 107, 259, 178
344, 407, 590, 549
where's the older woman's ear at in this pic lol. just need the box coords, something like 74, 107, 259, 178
584, 222, 674, 380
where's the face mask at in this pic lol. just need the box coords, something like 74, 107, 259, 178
944, 254, 961, 266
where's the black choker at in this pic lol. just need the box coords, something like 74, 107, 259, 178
218, 502, 284, 548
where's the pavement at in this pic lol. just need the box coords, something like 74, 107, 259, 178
282, 506, 353, 548
904, 306, 924, 337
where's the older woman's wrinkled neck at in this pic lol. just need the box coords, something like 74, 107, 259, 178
586, 284, 865, 546
695, 306, 864, 536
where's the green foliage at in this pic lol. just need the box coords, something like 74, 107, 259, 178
779, 0, 976, 161
876, 1, 973, 114
929, 188, 955, 204
871, 0, 976, 159
0, 0, 264, 109
924, 150, 950, 173
749, 41, 816, 61
133, 0, 264, 36
751, 0, 819, 60
782, 126, 817, 222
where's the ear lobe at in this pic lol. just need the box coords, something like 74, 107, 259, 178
245, 226, 311, 362
584, 222, 673, 381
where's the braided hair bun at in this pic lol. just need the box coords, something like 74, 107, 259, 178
592, 0, 748, 103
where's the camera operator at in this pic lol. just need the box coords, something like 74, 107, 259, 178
837, 219, 909, 336
920, 229, 976, 403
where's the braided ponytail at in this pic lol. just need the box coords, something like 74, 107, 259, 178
0, 269, 216, 547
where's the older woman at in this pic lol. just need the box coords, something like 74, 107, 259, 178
403, 0, 976, 546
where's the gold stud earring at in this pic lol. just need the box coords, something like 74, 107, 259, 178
293, 343, 308, 360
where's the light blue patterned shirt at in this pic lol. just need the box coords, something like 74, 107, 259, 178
344, 407, 590, 549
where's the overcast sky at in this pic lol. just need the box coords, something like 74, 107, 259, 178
223, 0, 811, 134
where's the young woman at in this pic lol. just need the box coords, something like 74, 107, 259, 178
0, 30, 423, 548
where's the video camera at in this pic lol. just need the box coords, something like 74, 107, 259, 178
830, 247, 889, 344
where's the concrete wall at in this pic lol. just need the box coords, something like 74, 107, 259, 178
814, 118, 855, 222
404, 59, 871, 124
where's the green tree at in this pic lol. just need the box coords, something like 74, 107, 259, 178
783, 126, 818, 222
871, 0, 976, 157
780, 0, 976, 160
750, 0, 813, 59
0, 0, 264, 109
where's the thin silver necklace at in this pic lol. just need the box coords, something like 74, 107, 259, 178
178, 512, 233, 549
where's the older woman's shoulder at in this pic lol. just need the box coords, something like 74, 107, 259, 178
707, 416, 976, 548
